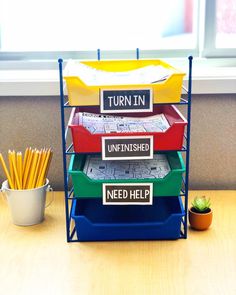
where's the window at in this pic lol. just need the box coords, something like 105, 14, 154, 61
204, 0, 236, 57
216, 0, 236, 48
0, 0, 235, 60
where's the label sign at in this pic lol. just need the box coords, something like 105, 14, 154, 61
100, 89, 153, 113
102, 136, 153, 160
103, 183, 153, 205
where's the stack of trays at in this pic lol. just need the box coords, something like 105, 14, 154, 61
64, 59, 187, 241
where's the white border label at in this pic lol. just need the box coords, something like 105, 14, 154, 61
103, 183, 153, 205
100, 88, 153, 113
102, 135, 154, 160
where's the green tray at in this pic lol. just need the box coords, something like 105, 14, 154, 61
69, 152, 185, 198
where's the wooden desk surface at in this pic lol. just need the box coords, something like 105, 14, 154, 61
0, 191, 236, 295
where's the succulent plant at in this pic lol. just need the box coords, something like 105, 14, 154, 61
191, 196, 211, 213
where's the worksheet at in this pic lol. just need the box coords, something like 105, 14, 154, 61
77, 112, 170, 134
83, 154, 171, 180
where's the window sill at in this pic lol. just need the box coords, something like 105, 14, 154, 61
0, 58, 236, 96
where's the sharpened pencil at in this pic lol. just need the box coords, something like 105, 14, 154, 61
0, 153, 14, 189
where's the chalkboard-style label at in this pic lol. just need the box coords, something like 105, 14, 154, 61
102, 136, 153, 160
103, 183, 153, 205
100, 89, 153, 113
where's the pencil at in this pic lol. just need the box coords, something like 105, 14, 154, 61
8, 150, 15, 189
0, 153, 14, 189
22, 148, 29, 176
11, 151, 21, 190
11, 151, 17, 189
39, 149, 52, 187
27, 150, 39, 189
31, 149, 42, 189
37, 149, 51, 187
17, 152, 23, 189
23, 148, 33, 189
37, 148, 46, 181
36, 148, 47, 187
43, 150, 53, 185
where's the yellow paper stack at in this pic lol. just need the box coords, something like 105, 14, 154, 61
0, 148, 53, 190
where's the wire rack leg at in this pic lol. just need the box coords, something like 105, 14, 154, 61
58, 59, 71, 242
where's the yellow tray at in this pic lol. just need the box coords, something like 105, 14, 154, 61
63, 59, 185, 106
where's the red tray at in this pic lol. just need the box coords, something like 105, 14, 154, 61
68, 105, 187, 153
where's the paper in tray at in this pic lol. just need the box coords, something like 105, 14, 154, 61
63, 59, 186, 106
83, 154, 171, 180
66, 61, 173, 86
77, 112, 170, 134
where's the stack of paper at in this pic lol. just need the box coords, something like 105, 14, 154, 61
66, 61, 173, 86
76, 112, 170, 134
83, 154, 171, 180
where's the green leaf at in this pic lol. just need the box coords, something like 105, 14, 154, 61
192, 196, 211, 212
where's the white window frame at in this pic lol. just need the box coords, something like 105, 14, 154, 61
0, 48, 199, 63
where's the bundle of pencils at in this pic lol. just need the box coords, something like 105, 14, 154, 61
0, 148, 53, 190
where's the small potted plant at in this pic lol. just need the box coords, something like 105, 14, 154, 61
189, 196, 212, 230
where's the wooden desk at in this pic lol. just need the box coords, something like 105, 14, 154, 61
0, 191, 236, 295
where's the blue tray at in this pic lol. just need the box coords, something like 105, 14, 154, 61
71, 197, 184, 241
